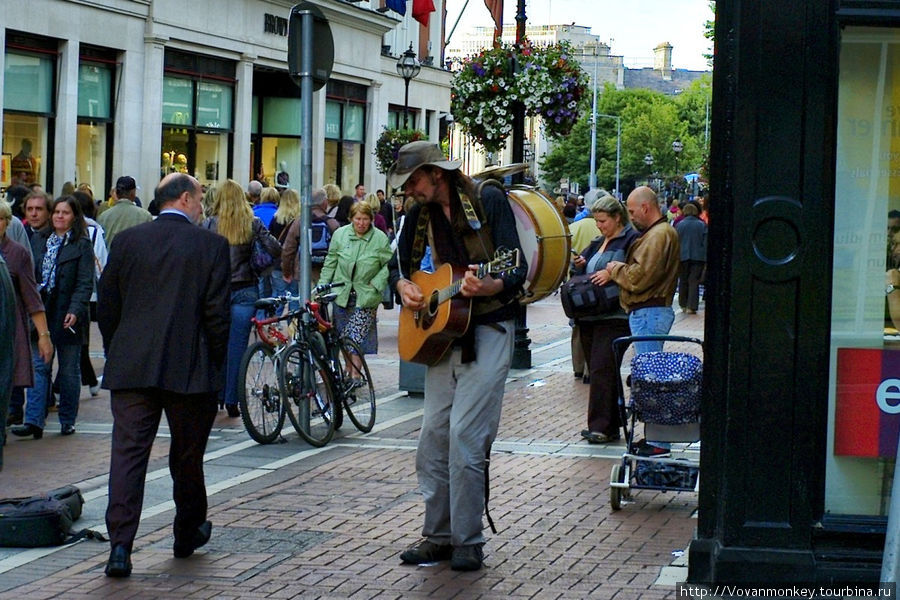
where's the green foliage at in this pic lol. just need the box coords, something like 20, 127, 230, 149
538, 82, 712, 192
704, 1, 715, 68
373, 128, 426, 175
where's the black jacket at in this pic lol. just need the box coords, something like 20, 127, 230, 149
98, 213, 231, 394
31, 230, 94, 346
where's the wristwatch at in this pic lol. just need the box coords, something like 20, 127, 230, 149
887, 283, 898, 296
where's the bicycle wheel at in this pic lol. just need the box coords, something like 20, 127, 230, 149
279, 342, 336, 447
338, 336, 376, 433
238, 341, 285, 444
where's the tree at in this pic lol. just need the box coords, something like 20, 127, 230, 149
538, 84, 711, 193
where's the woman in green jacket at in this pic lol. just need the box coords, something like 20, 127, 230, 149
319, 202, 393, 375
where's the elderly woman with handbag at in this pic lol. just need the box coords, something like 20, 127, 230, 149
570, 194, 639, 444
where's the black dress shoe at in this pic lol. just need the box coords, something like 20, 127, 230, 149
225, 404, 240, 418
11, 423, 43, 439
173, 520, 212, 558
61, 424, 76, 436
105, 544, 132, 577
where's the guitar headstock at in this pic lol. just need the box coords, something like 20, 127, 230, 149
483, 248, 520, 277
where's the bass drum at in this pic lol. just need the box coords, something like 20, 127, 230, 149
507, 186, 571, 304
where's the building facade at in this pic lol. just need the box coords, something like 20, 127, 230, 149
0, 0, 453, 198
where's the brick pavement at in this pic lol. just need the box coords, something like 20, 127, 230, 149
0, 295, 706, 599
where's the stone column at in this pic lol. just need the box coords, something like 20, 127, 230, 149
54, 39, 80, 192
138, 34, 167, 195
232, 53, 256, 188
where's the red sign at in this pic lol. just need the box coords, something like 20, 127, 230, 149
834, 348, 900, 457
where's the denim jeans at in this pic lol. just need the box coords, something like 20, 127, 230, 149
26, 343, 81, 429
225, 286, 259, 408
270, 270, 299, 312
628, 306, 675, 354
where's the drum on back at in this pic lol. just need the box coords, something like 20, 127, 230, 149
506, 186, 571, 304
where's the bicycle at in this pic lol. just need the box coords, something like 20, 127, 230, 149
237, 293, 335, 447
278, 282, 377, 437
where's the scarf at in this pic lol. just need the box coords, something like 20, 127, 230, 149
40, 231, 68, 292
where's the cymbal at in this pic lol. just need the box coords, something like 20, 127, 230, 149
471, 163, 528, 181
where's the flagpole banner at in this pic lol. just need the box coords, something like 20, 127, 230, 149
412, 0, 435, 26
386, 0, 406, 15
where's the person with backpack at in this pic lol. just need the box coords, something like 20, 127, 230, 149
281, 188, 339, 289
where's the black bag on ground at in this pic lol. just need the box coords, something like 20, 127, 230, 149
560, 274, 621, 319
0, 485, 103, 547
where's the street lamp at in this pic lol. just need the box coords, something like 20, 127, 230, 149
396, 43, 421, 130
671, 139, 684, 200
672, 138, 683, 177
644, 153, 654, 187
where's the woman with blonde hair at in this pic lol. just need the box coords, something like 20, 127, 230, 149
324, 183, 342, 218
365, 192, 389, 234
203, 179, 281, 417
269, 188, 301, 302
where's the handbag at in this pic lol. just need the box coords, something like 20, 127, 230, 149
250, 223, 276, 277
560, 274, 621, 319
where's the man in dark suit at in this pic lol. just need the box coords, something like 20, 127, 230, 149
98, 173, 230, 577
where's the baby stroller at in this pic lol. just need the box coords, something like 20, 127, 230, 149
609, 335, 703, 510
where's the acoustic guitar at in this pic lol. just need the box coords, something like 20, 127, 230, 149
398, 249, 520, 366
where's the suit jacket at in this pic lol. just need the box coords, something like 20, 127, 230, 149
98, 213, 231, 395
31, 230, 95, 346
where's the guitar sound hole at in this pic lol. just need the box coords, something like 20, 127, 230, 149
427, 292, 439, 316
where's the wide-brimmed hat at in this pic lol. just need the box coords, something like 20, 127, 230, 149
387, 141, 462, 189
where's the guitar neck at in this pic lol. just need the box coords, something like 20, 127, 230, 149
437, 263, 491, 303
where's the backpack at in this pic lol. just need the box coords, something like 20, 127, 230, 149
310, 219, 332, 264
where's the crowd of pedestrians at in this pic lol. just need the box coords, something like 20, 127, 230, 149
0, 174, 404, 444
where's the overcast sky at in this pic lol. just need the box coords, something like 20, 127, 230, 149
444, 0, 714, 71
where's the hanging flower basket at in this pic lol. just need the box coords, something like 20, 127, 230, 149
374, 127, 427, 175
450, 40, 588, 153
519, 41, 590, 140
450, 43, 518, 154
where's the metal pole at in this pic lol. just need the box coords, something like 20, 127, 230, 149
298, 9, 313, 304
403, 78, 410, 129
589, 49, 598, 190
882, 436, 900, 582
510, 0, 531, 371
615, 116, 620, 199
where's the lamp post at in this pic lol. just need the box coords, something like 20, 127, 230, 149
672, 138, 683, 177
396, 43, 421, 129
644, 153, 654, 188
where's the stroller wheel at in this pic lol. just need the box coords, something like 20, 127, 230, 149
610, 463, 626, 511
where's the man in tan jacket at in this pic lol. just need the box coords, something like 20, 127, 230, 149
600, 186, 680, 455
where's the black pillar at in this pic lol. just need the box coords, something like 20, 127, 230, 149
509, 0, 531, 370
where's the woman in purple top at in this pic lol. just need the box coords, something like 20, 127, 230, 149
0, 201, 53, 426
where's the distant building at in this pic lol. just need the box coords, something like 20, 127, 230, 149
623, 43, 707, 96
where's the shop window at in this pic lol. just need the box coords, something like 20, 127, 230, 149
75, 123, 106, 194
76, 58, 114, 194
3, 48, 54, 189
323, 99, 365, 188
3, 113, 47, 188
828, 27, 900, 517
159, 61, 235, 187
4, 52, 53, 114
